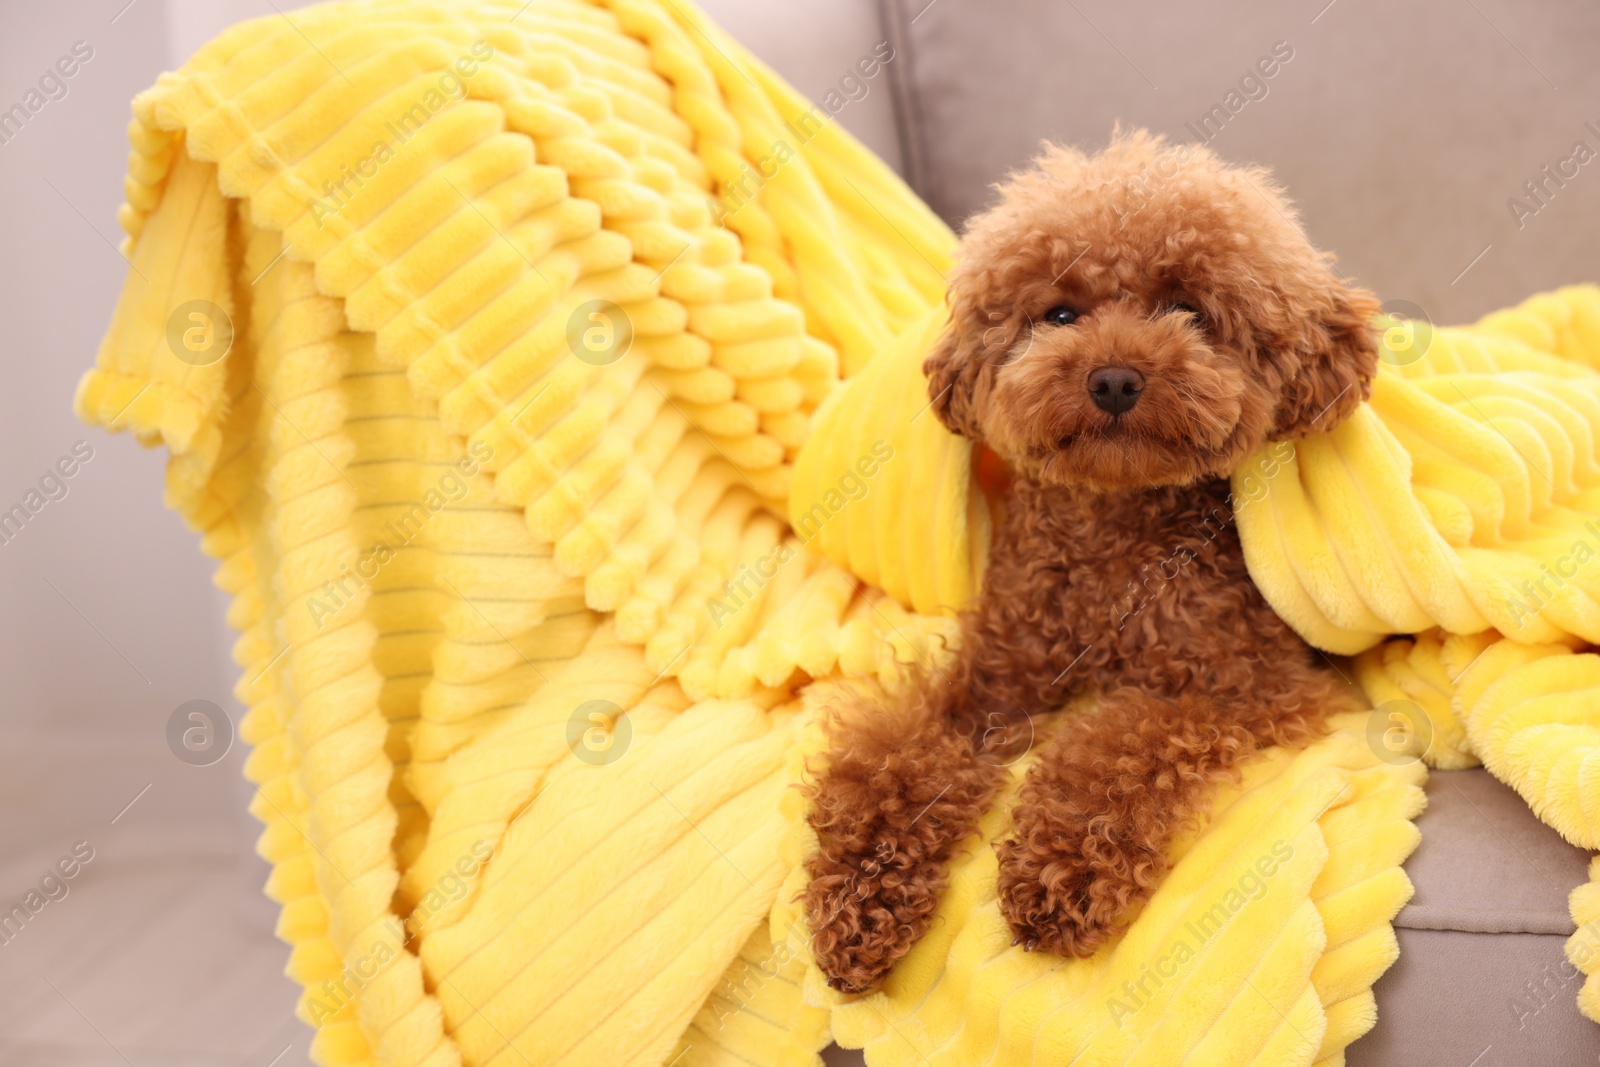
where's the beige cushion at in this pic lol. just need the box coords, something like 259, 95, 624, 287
1352, 768, 1593, 1065
877, 0, 1600, 326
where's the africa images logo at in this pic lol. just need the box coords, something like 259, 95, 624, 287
1502, 519, 1600, 629
305, 40, 494, 228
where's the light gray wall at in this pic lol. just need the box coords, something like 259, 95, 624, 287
0, 2, 230, 745
0, 2, 305, 1060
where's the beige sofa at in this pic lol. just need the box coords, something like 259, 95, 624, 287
697, 1, 1600, 1062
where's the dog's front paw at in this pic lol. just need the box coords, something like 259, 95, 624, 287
994, 842, 1117, 956
994, 803, 1162, 957
802, 718, 1008, 993
802, 847, 940, 994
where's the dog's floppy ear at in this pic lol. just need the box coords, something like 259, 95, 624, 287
922, 319, 983, 439
1270, 276, 1381, 440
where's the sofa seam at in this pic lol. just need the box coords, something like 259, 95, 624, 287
1395, 903, 1579, 937
876, 0, 929, 201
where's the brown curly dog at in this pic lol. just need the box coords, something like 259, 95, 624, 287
802, 130, 1380, 994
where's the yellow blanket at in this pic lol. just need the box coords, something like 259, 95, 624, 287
74, 1, 1600, 1063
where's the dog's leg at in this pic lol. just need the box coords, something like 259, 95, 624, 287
801, 674, 1019, 993
803, 518, 1088, 991
995, 676, 1334, 956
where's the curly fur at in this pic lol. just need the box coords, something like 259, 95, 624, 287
803, 130, 1380, 994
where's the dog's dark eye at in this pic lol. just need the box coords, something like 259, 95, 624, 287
1042, 306, 1078, 326
1171, 302, 1202, 321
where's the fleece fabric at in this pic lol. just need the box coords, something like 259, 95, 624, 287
74, 1, 1598, 1064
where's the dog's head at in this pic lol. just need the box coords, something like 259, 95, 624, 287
923, 130, 1379, 491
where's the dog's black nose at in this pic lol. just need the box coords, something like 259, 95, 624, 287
1087, 365, 1144, 414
